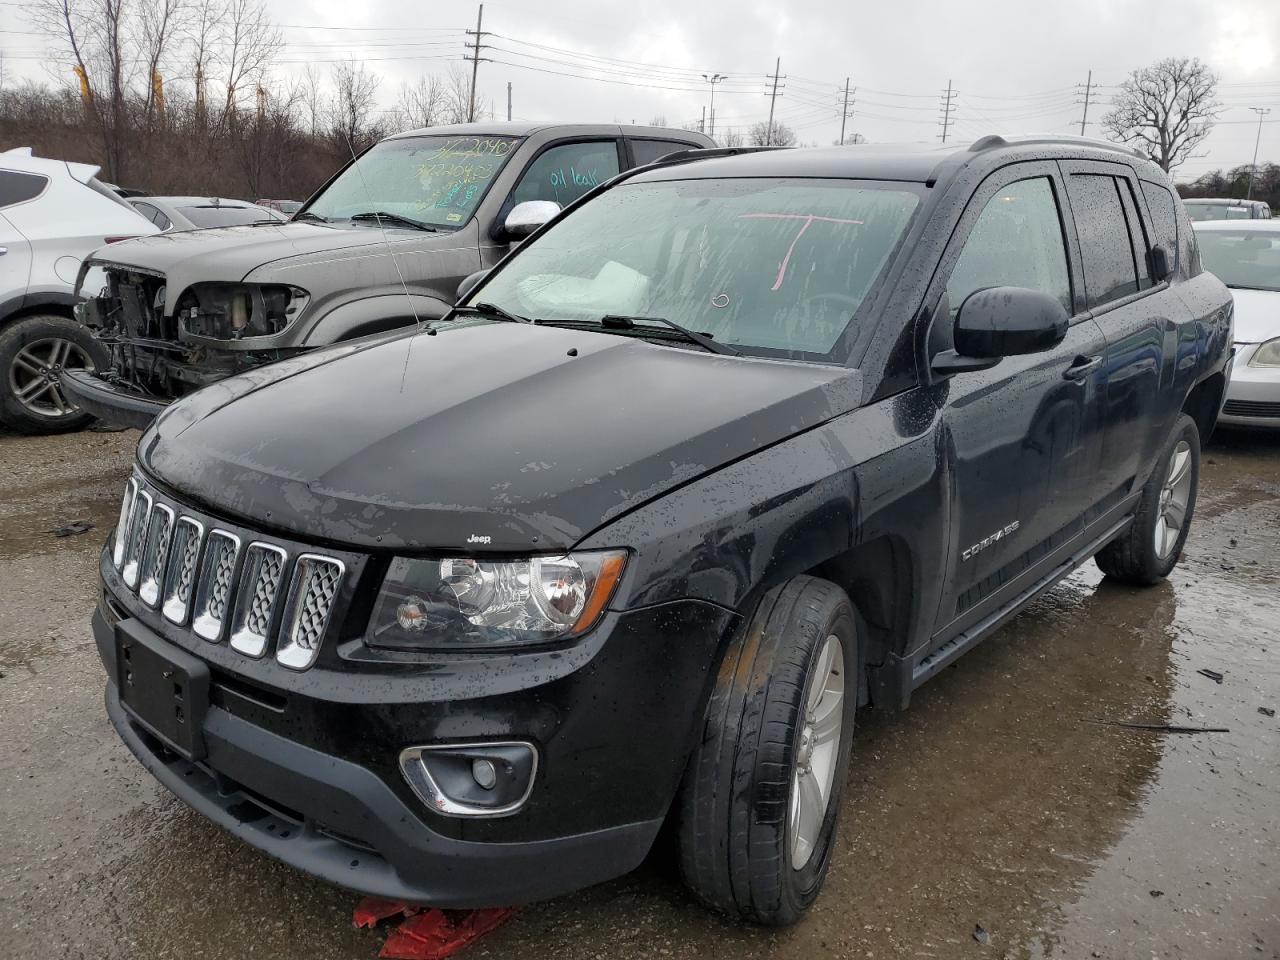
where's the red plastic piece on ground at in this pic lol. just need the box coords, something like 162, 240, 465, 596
378, 907, 515, 959
353, 896, 417, 929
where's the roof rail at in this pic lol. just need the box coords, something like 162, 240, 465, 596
968, 134, 1145, 160
645, 145, 792, 169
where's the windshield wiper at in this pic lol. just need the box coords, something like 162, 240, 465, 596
600, 315, 740, 356
292, 210, 328, 223
451, 301, 534, 324
349, 211, 438, 232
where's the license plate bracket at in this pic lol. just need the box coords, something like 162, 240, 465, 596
116, 620, 210, 761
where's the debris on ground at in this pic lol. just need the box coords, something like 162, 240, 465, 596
49, 520, 94, 537
1149, 889, 1164, 898
1088, 719, 1229, 734
1260, 707, 1276, 718
972, 923, 990, 945
1196, 668, 1225, 684
352, 898, 515, 959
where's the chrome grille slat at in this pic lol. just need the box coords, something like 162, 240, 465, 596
162, 517, 204, 625
192, 530, 241, 641
137, 503, 174, 607
121, 490, 153, 589
111, 475, 346, 669
229, 543, 288, 658
112, 477, 138, 569
277, 555, 345, 671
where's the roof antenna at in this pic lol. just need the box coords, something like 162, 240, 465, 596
339, 131, 427, 394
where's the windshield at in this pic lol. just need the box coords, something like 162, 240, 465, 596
305, 134, 519, 230
1196, 229, 1280, 290
180, 205, 281, 228
471, 177, 921, 360
1186, 203, 1255, 221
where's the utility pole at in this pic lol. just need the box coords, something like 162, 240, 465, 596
506, 81, 512, 121
465, 4, 488, 123
839, 77, 855, 145
702, 72, 724, 138
937, 79, 957, 144
1077, 69, 1094, 136
765, 57, 784, 145
700, 105, 706, 134
1247, 107, 1271, 201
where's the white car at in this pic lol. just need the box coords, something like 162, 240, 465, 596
0, 147, 158, 433
1194, 219, 1280, 429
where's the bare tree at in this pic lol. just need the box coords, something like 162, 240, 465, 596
440, 64, 486, 124
328, 57, 381, 154
216, 0, 280, 127
748, 119, 796, 146
299, 63, 324, 136
138, 0, 185, 131
1102, 57, 1220, 172
394, 74, 446, 130
720, 127, 743, 147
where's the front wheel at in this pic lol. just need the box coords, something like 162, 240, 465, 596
1095, 413, 1200, 585
677, 576, 858, 925
0, 315, 106, 434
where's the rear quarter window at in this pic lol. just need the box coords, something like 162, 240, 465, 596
0, 170, 49, 208
1141, 181, 1179, 272
1066, 174, 1140, 308
630, 139, 698, 166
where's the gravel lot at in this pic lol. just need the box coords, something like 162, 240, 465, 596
1, 425, 1277, 959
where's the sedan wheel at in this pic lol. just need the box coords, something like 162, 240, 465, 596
9, 336, 94, 419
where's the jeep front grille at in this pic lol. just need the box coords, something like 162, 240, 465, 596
111, 474, 345, 670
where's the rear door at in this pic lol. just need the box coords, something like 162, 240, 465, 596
930, 163, 1110, 643
1060, 161, 1187, 514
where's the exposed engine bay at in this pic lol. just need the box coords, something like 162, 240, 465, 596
75, 263, 309, 401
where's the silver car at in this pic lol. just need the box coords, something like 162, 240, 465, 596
129, 197, 286, 232
1195, 219, 1280, 428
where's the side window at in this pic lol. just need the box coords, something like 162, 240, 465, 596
1066, 174, 1140, 309
133, 201, 159, 222
946, 176, 1071, 318
630, 139, 694, 166
154, 212, 172, 230
1141, 181, 1179, 273
0, 170, 48, 208
510, 140, 621, 209
1117, 178, 1152, 289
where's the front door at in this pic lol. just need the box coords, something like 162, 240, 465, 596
930, 165, 1109, 643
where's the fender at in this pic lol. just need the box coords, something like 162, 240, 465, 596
301, 293, 453, 346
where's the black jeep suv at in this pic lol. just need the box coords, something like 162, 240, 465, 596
94, 136, 1232, 925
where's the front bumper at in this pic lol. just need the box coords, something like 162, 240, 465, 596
61, 369, 168, 430
95, 560, 738, 904
1219, 343, 1280, 429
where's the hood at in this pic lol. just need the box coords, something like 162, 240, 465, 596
139, 323, 862, 552
1228, 287, 1280, 343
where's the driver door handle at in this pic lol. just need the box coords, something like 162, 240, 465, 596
0, 246, 7, 256
1063, 354, 1103, 381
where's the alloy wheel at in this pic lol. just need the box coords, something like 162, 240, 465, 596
7, 337, 93, 419
1154, 440, 1193, 560
789, 633, 845, 870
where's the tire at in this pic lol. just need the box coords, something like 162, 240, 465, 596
677, 575, 858, 925
1095, 413, 1200, 585
0, 314, 106, 435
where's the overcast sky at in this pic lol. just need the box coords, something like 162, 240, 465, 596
3, 0, 1278, 181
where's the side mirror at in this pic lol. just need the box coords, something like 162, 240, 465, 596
933, 286, 1069, 375
456, 269, 489, 302
1149, 245, 1172, 282
503, 200, 560, 241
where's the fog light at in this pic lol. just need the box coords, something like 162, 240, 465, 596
399, 742, 537, 818
471, 758, 497, 790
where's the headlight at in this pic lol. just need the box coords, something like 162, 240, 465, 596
177, 283, 309, 340
368, 550, 627, 650
1249, 337, 1280, 367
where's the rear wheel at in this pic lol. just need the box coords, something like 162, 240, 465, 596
677, 576, 858, 925
1095, 413, 1200, 585
0, 315, 105, 434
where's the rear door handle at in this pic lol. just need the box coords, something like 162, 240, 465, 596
1063, 354, 1103, 381
0, 246, 7, 256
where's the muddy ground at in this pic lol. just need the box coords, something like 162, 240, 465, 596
1, 425, 1277, 959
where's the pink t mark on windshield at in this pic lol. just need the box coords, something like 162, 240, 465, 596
738, 213, 864, 291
